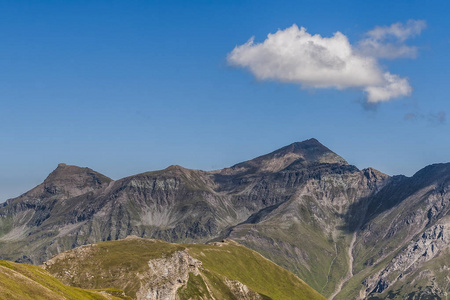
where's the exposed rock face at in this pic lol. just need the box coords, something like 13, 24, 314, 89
362, 221, 450, 298
1, 139, 449, 299
137, 250, 202, 300
223, 279, 264, 300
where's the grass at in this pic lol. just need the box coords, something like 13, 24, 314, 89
0, 260, 126, 300
0, 215, 13, 238
177, 273, 211, 299
228, 199, 353, 298
44, 238, 185, 299
43, 237, 325, 300
187, 240, 326, 300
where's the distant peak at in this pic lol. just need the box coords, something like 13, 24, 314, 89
42, 164, 112, 195
288, 138, 332, 152
49, 164, 87, 177
162, 165, 190, 174
270, 139, 347, 164
223, 139, 348, 174
296, 138, 321, 145
8, 164, 113, 202
166, 165, 185, 170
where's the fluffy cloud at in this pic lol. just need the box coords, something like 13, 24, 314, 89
228, 21, 424, 103
364, 72, 412, 103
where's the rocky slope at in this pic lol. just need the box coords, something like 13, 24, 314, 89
337, 163, 450, 300
42, 236, 325, 300
0, 138, 449, 299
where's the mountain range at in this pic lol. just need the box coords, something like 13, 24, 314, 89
0, 138, 448, 299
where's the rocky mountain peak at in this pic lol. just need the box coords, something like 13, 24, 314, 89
16, 164, 113, 201
44, 163, 111, 187
223, 138, 348, 174
274, 138, 348, 164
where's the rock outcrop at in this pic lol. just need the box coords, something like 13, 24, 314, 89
362, 221, 449, 298
137, 250, 202, 300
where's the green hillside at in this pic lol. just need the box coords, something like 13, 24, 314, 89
0, 260, 126, 300
43, 237, 326, 300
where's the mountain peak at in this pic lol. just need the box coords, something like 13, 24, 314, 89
280, 139, 347, 163
295, 137, 321, 145
46, 164, 103, 182
14, 164, 113, 201
223, 139, 348, 174
283, 138, 330, 154
288, 138, 331, 150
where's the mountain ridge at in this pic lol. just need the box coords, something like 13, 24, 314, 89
0, 138, 448, 299
41, 237, 326, 300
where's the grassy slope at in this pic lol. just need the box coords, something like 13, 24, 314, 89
0, 260, 126, 300
229, 195, 353, 298
44, 238, 325, 300
230, 222, 345, 292
43, 239, 185, 298
187, 240, 326, 300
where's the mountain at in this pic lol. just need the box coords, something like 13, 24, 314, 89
7, 163, 113, 203
218, 138, 348, 174
1, 139, 353, 265
0, 139, 449, 299
42, 237, 325, 300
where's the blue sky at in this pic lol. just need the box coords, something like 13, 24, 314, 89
1, 0, 449, 201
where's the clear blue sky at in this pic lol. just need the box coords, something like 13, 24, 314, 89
1, 0, 449, 201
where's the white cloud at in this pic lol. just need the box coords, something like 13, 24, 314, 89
228, 26, 382, 89
365, 19, 426, 42
364, 72, 412, 103
358, 20, 426, 59
228, 21, 424, 103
